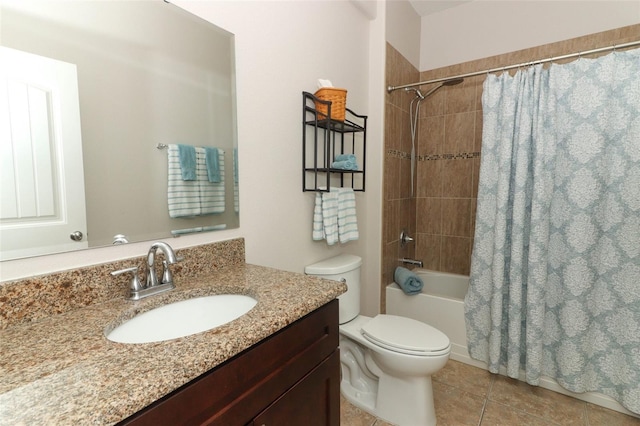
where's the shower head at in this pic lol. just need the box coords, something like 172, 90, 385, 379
422, 77, 465, 98
404, 87, 425, 100
443, 78, 464, 86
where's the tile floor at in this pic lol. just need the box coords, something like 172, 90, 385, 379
340, 360, 640, 426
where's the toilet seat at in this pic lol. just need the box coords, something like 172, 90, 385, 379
361, 315, 450, 356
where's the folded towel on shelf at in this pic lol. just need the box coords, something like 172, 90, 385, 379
168, 144, 201, 217
177, 144, 197, 181
331, 154, 358, 170
197, 147, 225, 215
394, 266, 423, 295
335, 154, 356, 162
204, 147, 221, 183
331, 160, 358, 170
312, 187, 358, 245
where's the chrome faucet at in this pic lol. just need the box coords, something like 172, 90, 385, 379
400, 258, 423, 268
111, 241, 181, 301
146, 241, 179, 288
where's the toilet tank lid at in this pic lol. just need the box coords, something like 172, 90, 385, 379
305, 254, 362, 275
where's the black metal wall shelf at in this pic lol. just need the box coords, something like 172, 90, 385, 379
302, 91, 367, 192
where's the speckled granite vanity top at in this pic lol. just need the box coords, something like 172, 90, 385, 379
0, 239, 346, 425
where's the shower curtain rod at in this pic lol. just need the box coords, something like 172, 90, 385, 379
387, 39, 640, 93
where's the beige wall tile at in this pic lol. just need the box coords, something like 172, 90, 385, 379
422, 85, 446, 117
442, 198, 472, 237
417, 160, 442, 198
445, 79, 476, 114
416, 233, 441, 270
419, 116, 444, 155
445, 111, 475, 154
416, 197, 442, 235
441, 236, 471, 274
442, 159, 473, 198
383, 155, 399, 201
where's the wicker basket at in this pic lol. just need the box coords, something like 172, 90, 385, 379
314, 87, 347, 121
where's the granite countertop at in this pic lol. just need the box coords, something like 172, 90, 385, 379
0, 263, 346, 425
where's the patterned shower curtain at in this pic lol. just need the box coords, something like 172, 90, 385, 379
464, 48, 640, 413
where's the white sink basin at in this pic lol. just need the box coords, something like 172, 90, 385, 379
106, 294, 257, 344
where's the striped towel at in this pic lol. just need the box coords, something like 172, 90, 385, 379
337, 187, 359, 243
233, 148, 239, 213
197, 147, 225, 215
312, 187, 358, 245
167, 145, 225, 217
168, 144, 201, 217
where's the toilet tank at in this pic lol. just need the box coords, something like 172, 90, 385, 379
305, 254, 362, 324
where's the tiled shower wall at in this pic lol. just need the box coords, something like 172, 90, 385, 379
382, 24, 640, 312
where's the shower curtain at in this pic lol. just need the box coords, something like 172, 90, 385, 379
464, 48, 640, 413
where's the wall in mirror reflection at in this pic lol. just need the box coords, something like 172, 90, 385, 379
0, 0, 239, 261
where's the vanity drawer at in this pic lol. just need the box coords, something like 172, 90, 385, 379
119, 299, 339, 425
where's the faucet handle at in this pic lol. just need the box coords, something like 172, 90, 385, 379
111, 266, 144, 292
161, 260, 173, 285
160, 256, 183, 284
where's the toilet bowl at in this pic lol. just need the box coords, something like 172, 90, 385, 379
305, 255, 451, 426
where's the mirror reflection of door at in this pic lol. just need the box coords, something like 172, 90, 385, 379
0, 47, 87, 260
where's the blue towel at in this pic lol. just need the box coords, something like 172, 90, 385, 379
204, 147, 221, 183
332, 154, 358, 170
335, 154, 356, 162
331, 160, 358, 170
177, 144, 197, 181
394, 267, 423, 295
168, 144, 201, 217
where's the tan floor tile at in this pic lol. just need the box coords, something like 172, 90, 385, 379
489, 376, 586, 425
586, 403, 640, 425
340, 395, 378, 426
434, 381, 486, 426
481, 401, 562, 426
433, 359, 495, 399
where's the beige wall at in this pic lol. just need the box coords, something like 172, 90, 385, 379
382, 24, 640, 312
421, 1, 640, 70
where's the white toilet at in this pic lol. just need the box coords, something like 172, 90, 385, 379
305, 254, 451, 426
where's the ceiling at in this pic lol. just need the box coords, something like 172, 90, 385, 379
409, 0, 472, 16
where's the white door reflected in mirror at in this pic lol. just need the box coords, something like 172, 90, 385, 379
0, 47, 87, 260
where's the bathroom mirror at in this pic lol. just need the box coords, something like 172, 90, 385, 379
0, 0, 239, 261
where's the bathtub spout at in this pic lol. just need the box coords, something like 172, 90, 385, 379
400, 258, 423, 268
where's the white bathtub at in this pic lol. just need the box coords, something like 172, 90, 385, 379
386, 268, 640, 418
386, 269, 475, 364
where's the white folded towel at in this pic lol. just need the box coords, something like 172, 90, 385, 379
312, 187, 358, 245
168, 144, 201, 218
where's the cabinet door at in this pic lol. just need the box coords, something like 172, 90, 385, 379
252, 350, 340, 426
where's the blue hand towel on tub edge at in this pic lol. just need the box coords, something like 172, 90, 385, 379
394, 266, 423, 295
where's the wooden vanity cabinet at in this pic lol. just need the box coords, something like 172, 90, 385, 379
119, 300, 340, 426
